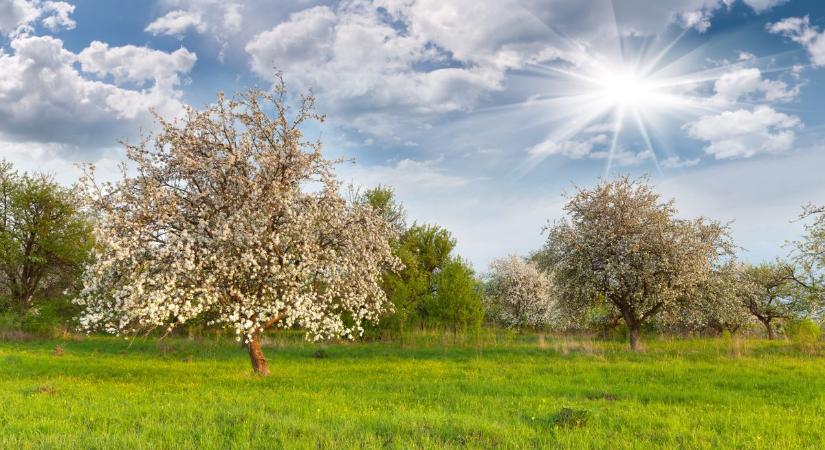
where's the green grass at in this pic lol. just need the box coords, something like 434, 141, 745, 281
1, 333, 824, 449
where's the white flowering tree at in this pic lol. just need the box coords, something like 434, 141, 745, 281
662, 262, 752, 334
738, 260, 810, 339
486, 255, 556, 330
76, 83, 400, 375
540, 177, 733, 351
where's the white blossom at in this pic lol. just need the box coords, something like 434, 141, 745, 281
75, 82, 401, 353
486, 255, 556, 329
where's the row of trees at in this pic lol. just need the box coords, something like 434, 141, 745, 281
1, 85, 824, 373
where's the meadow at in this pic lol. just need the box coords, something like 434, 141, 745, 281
1, 333, 823, 449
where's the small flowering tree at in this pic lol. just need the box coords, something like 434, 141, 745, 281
486, 255, 555, 330
738, 261, 809, 339
76, 82, 400, 375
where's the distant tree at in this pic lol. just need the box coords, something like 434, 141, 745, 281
428, 258, 484, 333
76, 84, 400, 376
738, 261, 809, 339
793, 204, 825, 317
664, 262, 751, 335
383, 224, 456, 327
359, 185, 406, 235
0, 161, 93, 315
540, 176, 733, 351
486, 255, 555, 330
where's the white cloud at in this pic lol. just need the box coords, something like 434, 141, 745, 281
0, 0, 41, 35
145, 9, 206, 36
712, 67, 799, 105
768, 16, 825, 67
145, 0, 242, 39
741, 0, 787, 13
0, 0, 74, 35
684, 106, 802, 159
529, 134, 609, 159
528, 134, 656, 168
245, 1, 573, 138
78, 41, 197, 90
145, 0, 242, 60
660, 155, 701, 169
0, 35, 194, 150
40, 1, 74, 31
590, 148, 655, 167
677, 9, 714, 33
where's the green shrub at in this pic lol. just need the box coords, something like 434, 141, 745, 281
785, 319, 822, 344
18, 297, 79, 336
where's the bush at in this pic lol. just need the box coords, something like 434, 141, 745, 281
785, 319, 822, 345
11, 297, 79, 337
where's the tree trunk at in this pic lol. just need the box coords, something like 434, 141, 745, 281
628, 325, 643, 352
761, 319, 775, 340
619, 306, 643, 352
246, 334, 270, 376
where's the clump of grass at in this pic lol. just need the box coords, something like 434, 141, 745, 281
30, 385, 57, 396
554, 337, 600, 356
549, 407, 590, 428
585, 391, 618, 402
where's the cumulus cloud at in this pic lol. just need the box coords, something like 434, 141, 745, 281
768, 16, 825, 67
145, 9, 206, 36
40, 1, 74, 31
0, 0, 75, 35
528, 134, 657, 168
244, 0, 573, 138
146, 0, 241, 36
77, 41, 196, 90
145, 0, 242, 61
712, 67, 799, 105
660, 155, 701, 169
0, 35, 195, 151
684, 106, 802, 159
676, 9, 714, 33
529, 134, 609, 159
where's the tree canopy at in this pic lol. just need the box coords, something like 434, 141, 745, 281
76, 84, 400, 375
0, 161, 93, 315
539, 176, 733, 350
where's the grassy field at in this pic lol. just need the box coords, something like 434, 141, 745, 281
1, 333, 824, 449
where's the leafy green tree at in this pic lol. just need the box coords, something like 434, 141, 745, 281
386, 223, 456, 328
428, 258, 484, 332
359, 185, 406, 235
0, 161, 93, 315
360, 187, 483, 333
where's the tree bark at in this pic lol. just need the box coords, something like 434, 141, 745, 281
628, 325, 643, 352
246, 334, 270, 376
761, 319, 775, 340
619, 305, 643, 352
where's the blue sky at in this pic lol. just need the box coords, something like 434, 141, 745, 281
2, 0, 825, 269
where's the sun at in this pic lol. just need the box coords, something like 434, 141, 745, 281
596, 69, 662, 109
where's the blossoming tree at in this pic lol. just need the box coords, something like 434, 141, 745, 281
540, 177, 733, 350
485, 255, 556, 330
76, 83, 400, 375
